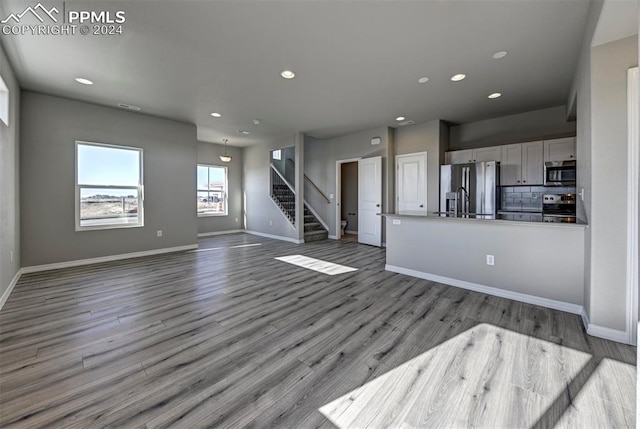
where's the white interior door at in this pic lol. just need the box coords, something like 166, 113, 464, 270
397, 152, 427, 214
358, 156, 382, 246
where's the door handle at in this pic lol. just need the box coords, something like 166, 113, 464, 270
419, 204, 424, 208
376, 204, 380, 207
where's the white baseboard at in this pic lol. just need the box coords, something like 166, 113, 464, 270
198, 229, 244, 238
328, 235, 339, 240
385, 264, 584, 315
580, 308, 630, 343
345, 230, 358, 235
21, 244, 199, 274
0, 269, 23, 311
244, 230, 304, 244
586, 324, 629, 344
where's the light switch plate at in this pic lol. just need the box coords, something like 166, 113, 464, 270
393, 219, 401, 225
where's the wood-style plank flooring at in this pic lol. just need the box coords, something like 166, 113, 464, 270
0, 233, 636, 428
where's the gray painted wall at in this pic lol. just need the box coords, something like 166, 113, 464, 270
340, 162, 358, 232
0, 45, 20, 298
449, 106, 577, 150
570, 0, 603, 329
197, 141, 243, 234
394, 120, 448, 212
20, 92, 198, 266
304, 127, 391, 238
385, 216, 585, 306
589, 35, 637, 331
243, 134, 299, 240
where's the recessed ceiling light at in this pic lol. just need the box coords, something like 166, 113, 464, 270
210, 112, 222, 118
280, 70, 296, 79
488, 93, 502, 99
237, 130, 251, 135
252, 119, 261, 125
75, 77, 93, 85
418, 77, 429, 83
492, 51, 508, 59
395, 116, 406, 121
450, 74, 466, 82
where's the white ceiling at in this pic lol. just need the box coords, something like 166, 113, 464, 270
0, 0, 592, 146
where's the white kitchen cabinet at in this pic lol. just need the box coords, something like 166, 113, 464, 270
446, 146, 501, 164
500, 144, 522, 186
447, 149, 473, 164
544, 137, 576, 161
521, 141, 544, 185
500, 141, 543, 186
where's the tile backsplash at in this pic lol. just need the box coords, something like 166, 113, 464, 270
500, 186, 576, 212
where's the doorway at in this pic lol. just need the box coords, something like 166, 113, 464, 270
335, 158, 360, 240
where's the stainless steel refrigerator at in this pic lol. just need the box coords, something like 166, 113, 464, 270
440, 161, 499, 217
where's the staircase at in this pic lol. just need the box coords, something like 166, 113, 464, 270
303, 207, 328, 242
270, 165, 328, 242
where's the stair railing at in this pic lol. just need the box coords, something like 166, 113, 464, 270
270, 163, 296, 225
286, 158, 330, 204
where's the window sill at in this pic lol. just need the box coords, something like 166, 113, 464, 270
75, 223, 144, 232
198, 213, 228, 218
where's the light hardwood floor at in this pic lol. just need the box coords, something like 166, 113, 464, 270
0, 233, 636, 428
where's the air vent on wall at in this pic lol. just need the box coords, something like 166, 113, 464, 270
398, 120, 415, 127
117, 103, 141, 111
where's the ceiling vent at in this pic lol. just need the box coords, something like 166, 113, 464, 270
398, 120, 415, 127
117, 103, 141, 111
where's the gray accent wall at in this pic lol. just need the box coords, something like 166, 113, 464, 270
589, 35, 638, 331
394, 119, 448, 212
242, 134, 299, 240
449, 106, 577, 150
20, 92, 198, 267
304, 127, 391, 238
0, 45, 20, 298
197, 141, 244, 234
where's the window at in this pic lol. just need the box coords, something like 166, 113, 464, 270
75, 141, 143, 230
197, 165, 227, 216
272, 149, 281, 160
0, 74, 9, 126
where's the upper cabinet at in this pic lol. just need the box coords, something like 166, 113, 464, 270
544, 137, 576, 161
500, 141, 543, 186
446, 146, 501, 164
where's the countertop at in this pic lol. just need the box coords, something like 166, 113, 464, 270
380, 212, 587, 228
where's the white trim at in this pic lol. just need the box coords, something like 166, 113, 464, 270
626, 67, 639, 346
304, 202, 330, 232
385, 264, 584, 315
586, 324, 629, 344
328, 235, 339, 240
345, 230, 358, 235
581, 307, 590, 333
0, 269, 23, 311
21, 245, 198, 274
244, 230, 304, 244
335, 157, 362, 240
198, 229, 243, 238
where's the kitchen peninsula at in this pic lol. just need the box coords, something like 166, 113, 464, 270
382, 213, 586, 314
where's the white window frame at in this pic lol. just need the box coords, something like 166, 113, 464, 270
0, 73, 9, 126
197, 164, 228, 217
75, 141, 144, 231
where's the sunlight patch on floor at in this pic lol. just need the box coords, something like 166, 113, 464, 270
319, 323, 595, 428
275, 255, 358, 275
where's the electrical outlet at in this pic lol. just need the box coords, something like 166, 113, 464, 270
157, 230, 163, 238
235, 217, 238, 223
269, 220, 273, 226
486, 255, 495, 266
10, 251, 13, 262
392, 219, 401, 225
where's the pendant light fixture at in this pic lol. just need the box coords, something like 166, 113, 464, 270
219, 139, 232, 163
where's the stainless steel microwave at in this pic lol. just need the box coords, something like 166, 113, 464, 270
544, 160, 576, 186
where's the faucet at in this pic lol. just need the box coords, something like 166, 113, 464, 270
456, 186, 469, 215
